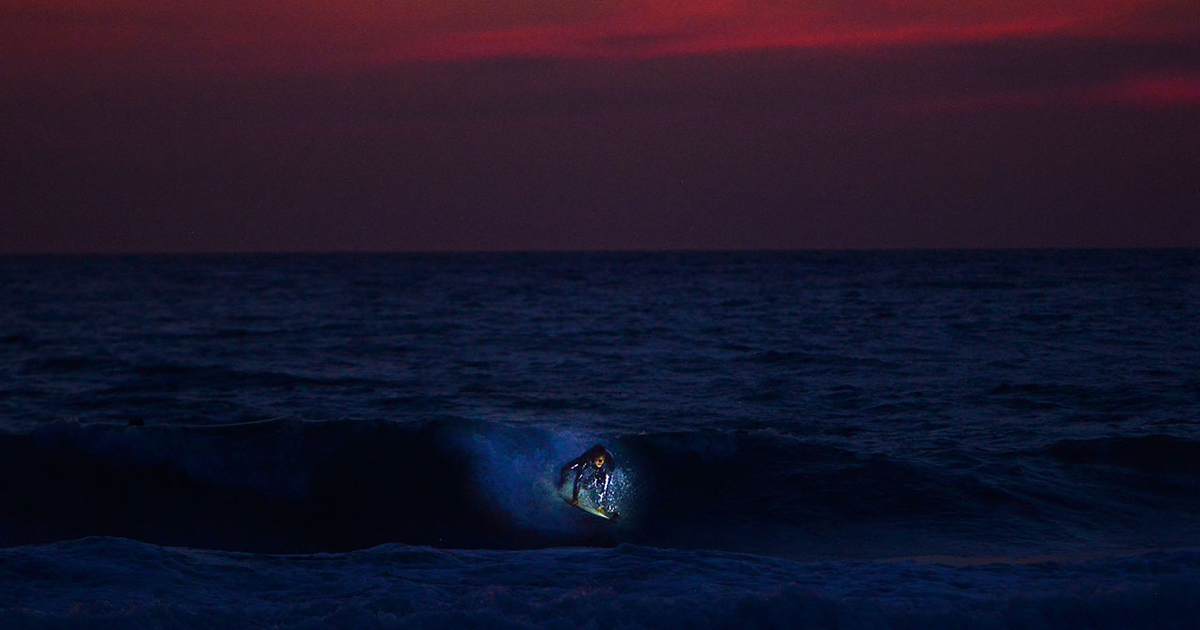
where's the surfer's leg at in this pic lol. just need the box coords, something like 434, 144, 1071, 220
598, 473, 610, 504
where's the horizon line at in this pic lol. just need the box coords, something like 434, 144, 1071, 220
2, 245, 1197, 257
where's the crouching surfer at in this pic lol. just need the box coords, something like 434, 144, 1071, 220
559, 444, 616, 517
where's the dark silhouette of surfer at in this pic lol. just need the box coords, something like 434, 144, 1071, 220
559, 444, 615, 510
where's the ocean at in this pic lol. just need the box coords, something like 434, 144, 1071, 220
2, 250, 1198, 628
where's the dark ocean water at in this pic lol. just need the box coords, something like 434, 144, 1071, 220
2, 250, 1199, 628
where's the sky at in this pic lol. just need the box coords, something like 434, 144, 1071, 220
2, 0, 1198, 252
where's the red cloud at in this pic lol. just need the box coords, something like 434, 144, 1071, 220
3, 0, 1193, 72
386, 0, 1194, 62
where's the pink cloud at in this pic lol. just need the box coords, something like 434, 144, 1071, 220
903, 71, 1200, 118
1089, 73, 1200, 106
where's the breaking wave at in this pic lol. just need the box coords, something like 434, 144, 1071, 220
4, 418, 1199, 558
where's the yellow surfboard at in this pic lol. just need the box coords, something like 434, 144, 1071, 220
563, 497, 617, 520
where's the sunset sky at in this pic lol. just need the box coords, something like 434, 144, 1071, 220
3, 0, 1198, 252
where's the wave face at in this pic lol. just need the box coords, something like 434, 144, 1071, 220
3, 538, 1200, 630
4, 417, 1200, 559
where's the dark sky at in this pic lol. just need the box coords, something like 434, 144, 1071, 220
3, 1, 1198, 253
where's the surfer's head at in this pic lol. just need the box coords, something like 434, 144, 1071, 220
581, 444, 612, 470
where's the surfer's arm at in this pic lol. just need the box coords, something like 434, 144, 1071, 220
558, 458, 582, 487
571, 467, 587, 502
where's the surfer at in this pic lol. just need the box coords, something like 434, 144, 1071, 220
559, 444, 615, 508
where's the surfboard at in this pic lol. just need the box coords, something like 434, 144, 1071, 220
563, 497, 618, 520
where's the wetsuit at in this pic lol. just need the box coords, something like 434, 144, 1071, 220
559, 444, 615, 505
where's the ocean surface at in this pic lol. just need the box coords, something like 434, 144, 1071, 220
1, 250, 1198, 628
